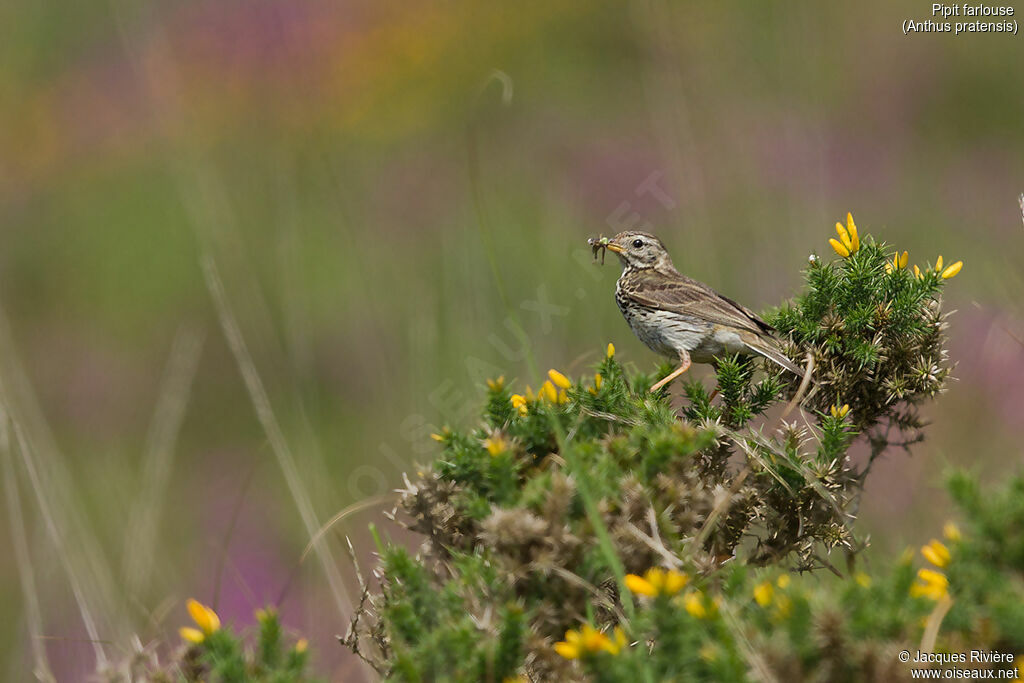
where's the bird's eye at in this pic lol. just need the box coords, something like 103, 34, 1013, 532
632, 239, 644, 248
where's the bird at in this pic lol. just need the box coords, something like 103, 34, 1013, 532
595, 230, 803, 392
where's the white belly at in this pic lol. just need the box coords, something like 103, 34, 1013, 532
623, 305, 749, 363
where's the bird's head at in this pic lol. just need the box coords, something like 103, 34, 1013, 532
605, 231, 674, 271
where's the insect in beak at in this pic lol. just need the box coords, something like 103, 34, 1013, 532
588, 236, 621, 264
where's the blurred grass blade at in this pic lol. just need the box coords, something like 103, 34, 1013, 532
1, 412, 56, 683
122, 324, 205, 597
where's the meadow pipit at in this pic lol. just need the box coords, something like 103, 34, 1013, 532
592, 231, 802, 392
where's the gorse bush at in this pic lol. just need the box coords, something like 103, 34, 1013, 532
334, 218, 1022, 681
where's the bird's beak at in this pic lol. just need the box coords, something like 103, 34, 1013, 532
604, 242, 625, 254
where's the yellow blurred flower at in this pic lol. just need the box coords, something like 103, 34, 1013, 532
553, 624, 625, 659
941, 261, 963, 279
913, 264, 922, 279
180, 598, 221, 644
510, 394, 528, 416
776, 574, 791, 589
548, 369, 572, 390
910, 567, 949, 601
484, 435, 508, 456
683, 590, 716, 619
540, 380, 559, 403
921, 539, 951, 568
295, 638, 308, 654
753, 581, 774, 607
625, 568, 689, 598
486, 376, 505, 391
855, 572, 872, 589
943, 521, 961, 543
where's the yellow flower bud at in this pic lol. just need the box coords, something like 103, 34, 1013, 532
921, 539, 951, 568
548, 369, 572, 390
846, 213, 859, 252
829, 238, 850, 258
606, 342, 615, 358
941, 261, 963, 279
186, 599, 221, 634
835, 222, 851, 250
179, 627, 205, 644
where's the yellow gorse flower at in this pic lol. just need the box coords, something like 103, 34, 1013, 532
941, 261, 963, 279
510, 394, 529, 416
776, 574, 791, 589
910, 567, 949, 601
855, 572, 872, 589
943, 521, 962, 542
295, 638, 308, 654
935, 255, 943, 272
486, 376, 505, 391
829, 238, 850, 258
753, 581, 774, 607
589, 373, 603, 395
606, 342, 615, 358
921, 539, 951, 568
830, 404, 851, 419
682, 590, 716, 619
484, 435, 509, 456
548, 369, 572, 391
180, 598, 221, 644
913, 264, 922, 279
830, 212, 860, 258
624, 567, 689, 598
886, 250, 910, 273
553, 624, 626, 659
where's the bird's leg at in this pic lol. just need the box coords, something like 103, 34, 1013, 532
650, 349, 691, 393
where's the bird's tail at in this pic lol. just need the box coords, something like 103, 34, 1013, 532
743, 335, 805, 377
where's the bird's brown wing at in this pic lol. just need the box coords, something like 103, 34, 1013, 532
623, 270, 775, 336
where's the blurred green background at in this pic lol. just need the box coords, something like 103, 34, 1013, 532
1, 1, 1022, 679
